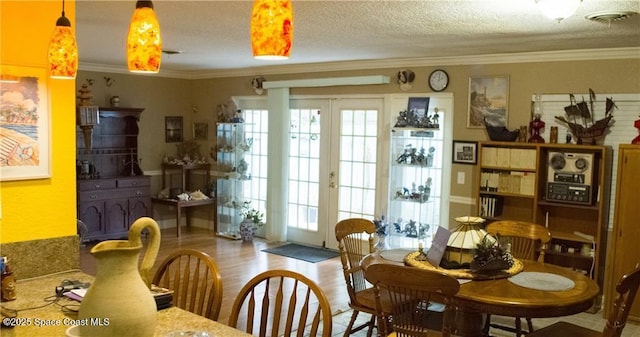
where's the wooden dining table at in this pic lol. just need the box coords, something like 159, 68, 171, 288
0, 270, 251, 337
360, 249, 600, 337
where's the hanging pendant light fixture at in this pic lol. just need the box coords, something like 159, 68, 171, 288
250, 0, 294, 60
48, 0, 78, 79
536, 0, 582, 22
127, 0, 162, 73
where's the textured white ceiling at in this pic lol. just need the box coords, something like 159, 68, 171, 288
76, 1, 640, 77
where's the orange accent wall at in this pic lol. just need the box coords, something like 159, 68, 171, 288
1, 1, 77, 243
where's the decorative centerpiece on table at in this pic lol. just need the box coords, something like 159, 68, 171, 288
441, 216, 492, 269
554, 89, 616, 145
470, 234, 514, 273
239, 205, 264, 241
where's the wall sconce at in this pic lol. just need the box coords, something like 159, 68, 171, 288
536, 0, 582, 22
250, 0, 294, 60
251, 76, 266, 95
127, 0, 162, 73
48, 0, 78, 79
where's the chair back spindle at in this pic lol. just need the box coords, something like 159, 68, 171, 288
152, 249, 223, 321
228, 269, 332, 337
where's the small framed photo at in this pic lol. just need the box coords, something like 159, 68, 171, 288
468, 75, 509, 128
193, 121, 209, 140
165, 116, 183, 143
452, 140, 478, 165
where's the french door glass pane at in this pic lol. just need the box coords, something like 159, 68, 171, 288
288, 109, 321, 231
336, 109, 378, 221
241, 109, 268, 215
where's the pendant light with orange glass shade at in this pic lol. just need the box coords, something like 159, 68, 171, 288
250, 0, 294, 60
48, 0, 78, 79
127, 0, 162, 73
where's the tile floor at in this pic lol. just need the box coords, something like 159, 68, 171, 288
329, 308, 640, 337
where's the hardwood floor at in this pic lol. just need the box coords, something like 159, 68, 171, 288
80, 226, 640, 337
80, 227, 351, 326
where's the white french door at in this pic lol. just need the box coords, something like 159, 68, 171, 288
287, 98, 384, 249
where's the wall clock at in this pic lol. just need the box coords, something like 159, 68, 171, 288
428, 69, 449, 92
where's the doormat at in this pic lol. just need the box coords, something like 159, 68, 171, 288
262, 244, 339, 263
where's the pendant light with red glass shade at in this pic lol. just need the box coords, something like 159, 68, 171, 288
250, 0, 294, 60
127, 0, 162, 73
48, 0, 78, 79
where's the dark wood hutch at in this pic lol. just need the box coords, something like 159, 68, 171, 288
76, 107, 151, 241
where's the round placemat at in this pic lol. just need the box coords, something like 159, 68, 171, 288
404, 251, 523, 280
508, 271, 575, 291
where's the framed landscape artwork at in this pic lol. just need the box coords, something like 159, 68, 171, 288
165, 116, 183, 143
0, 65, 51, 181
468, 75, 509, 128
193, 121, 208, 140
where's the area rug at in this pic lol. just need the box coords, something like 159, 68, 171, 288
262, 243, 339, 263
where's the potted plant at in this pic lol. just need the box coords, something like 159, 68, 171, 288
239, 207, 264, 241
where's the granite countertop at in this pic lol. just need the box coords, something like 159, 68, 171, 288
0, 270, 250, 337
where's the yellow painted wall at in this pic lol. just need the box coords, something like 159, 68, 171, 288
1, 1, 77, 243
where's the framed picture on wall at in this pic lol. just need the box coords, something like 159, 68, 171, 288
452, 140, 478, 165
0, 65, 51, 181
165, 116, 183, 143
467, 75, 509, 128
193, 121, 208, 140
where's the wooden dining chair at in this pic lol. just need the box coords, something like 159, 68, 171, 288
364, 263, 461, 337
152, 249, 223, 320
485, 220, 551, 337
527, 264, 640, 337
335, 218, 388, 337
228, 269, 333, 337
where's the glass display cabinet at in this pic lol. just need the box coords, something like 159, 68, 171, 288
387, 103, 444, 249
214, 122, 252, 239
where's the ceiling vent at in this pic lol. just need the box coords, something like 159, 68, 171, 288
585, 10, 637, 26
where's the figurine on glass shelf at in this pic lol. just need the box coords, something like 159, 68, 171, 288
395, 178, 432, 203
394, 109, 439, 129
404, 220, 418, 238
418, 223, 430, 239
396, 145, 412, 164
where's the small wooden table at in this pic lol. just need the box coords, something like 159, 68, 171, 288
361, 249, 600, 337
151, 197, 216, 238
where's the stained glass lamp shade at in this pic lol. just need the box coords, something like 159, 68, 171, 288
250, 0, 294, 60
127, 0, 162, 73
48, 2, 78, 80
444, 216, 494, 266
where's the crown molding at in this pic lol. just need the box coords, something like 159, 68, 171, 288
79, 47, 640, 80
